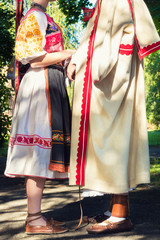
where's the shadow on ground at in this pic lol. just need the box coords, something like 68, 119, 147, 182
0, 146, 160, 240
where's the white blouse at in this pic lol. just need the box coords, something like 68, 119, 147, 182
15, 11, 47, 65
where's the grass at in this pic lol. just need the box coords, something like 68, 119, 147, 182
148, 130, 160, 145
149, 129, 160, 187
150, 158, 160, 187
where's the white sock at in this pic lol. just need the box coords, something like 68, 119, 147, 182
98, 216, 126, 226
107, 216, 126, 222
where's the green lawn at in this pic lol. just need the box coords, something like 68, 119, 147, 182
150, 158, 160, 187
148, 130, 160, 187
148, 130, 160, 145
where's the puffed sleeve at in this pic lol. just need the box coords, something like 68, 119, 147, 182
15, 11, 48, 64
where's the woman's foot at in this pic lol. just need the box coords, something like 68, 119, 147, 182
27, 214, 46, 226
26, 212, 68, 234
26, 211, 65, 226
26, 220, 68, 234
49, 217, 65, 226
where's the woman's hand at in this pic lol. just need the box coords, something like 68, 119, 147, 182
30, 49, 76, 68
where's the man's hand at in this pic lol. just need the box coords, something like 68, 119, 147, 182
67, 61, 76, 81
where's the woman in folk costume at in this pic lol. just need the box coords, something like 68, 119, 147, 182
67, 0, 160, 234
4, 0, 75, 235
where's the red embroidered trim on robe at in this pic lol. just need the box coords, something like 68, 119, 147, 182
135, 37, 160, 60
76, 0, 101, 186
119, 44, 134, 55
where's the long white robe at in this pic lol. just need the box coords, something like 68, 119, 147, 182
69, 0, 160, 193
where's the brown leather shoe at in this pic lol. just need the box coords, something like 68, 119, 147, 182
83, 214, 109, 224
87, 218, 133, 234
48, 217, 65, 226
26, 220, 68, 235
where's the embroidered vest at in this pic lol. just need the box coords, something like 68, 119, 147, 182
22, 8, 64, 53
44, 13, 64, 52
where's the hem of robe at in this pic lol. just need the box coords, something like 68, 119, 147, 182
69, 173, 150, 194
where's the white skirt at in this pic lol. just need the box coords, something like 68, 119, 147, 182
5, 67, 68, 179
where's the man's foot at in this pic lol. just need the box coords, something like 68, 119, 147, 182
83, 214, 109, 224
87, 218, 133, 234
83, 194, 113, 224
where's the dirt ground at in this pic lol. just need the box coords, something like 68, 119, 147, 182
0, 146, 160, 240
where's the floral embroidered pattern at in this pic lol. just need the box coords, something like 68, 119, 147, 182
9, 133, 70, 149
52, 133, 71, 144
15, 13, 43, 61
9, 134, 52, 149
45, 34, 63, 53
65, 136, 71, 144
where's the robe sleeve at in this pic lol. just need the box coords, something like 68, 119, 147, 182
15, 11, 48, 65
131, 0, 160, 60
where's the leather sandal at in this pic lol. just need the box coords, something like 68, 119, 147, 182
26, 211, 65, 226
26, 211, 68, 234
87, 194, 133, 234
87, 218, 133, 234
83, 214, 109, 224
48, 217, 65, 226
83, 194, 114, 224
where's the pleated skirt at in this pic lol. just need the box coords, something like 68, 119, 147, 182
5, 65, 71, 179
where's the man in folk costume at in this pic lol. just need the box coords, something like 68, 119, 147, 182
67, 0, 160, 234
